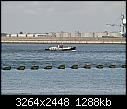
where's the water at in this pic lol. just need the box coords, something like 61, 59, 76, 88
1, 43, 126, 95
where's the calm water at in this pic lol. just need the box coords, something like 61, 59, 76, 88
1, 43, 126, 95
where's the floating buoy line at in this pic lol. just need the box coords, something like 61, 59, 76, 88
1, 64, 126, 70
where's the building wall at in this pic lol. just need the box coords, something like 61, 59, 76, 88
4, 32, 123, 38
70, 33, 76, 37
26, 34, 34, 37
6, 34, 11, 37
81, 32, 94, 37
94, 32, 107, 37
55, 32, 61, 37
17, 34, 27, 37
108, 32, 122, 37
36, 34, 47, 37
48, 32, 56, 37
63, 32, 70, 37
11, 34, 18, 37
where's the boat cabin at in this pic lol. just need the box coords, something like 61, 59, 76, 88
57, 44, 63, 48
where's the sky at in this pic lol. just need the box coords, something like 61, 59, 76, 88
1, 1, 126, 33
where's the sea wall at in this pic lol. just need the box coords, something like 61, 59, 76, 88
1, 37, 126, 44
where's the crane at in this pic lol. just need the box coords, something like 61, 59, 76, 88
106, 13, 126, 37
106, 24, 120, 27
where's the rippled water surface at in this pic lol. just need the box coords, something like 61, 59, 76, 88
1, 43, 126, 95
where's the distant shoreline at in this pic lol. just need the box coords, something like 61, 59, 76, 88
1, 42, 126, 44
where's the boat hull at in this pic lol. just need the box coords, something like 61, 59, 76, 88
45, 47, 76, 51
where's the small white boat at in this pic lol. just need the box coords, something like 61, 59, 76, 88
45, 44, 76, 51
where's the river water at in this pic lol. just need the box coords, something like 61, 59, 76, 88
1, 43, 126, 95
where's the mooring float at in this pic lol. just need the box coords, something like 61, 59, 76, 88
84, 64, 91, 69
96, 64, 104, 69
109, 64, 116, 68
17, 65, 25, 70
44, 65, 52, 69
2, 66, 11, 70
31, 65, 39, 70
71, 64, 78, 69
58, 64, 65, 69
121, 64, 126, 68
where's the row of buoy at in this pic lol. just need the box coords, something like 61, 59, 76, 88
2, 64, 126, 70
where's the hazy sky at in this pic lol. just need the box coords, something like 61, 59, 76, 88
1, 1, 126, 33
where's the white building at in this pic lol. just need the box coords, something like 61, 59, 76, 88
94, 32, 108, 37
108, 32, 122, 37
35, 33, 47, 37
10, 34, 18, 37
17, 34, 27, 37
81, 32, 94, 37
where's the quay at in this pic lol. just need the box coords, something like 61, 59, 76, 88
1, 36, 126, 44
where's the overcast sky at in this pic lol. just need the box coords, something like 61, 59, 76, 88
1, 1, 126, 33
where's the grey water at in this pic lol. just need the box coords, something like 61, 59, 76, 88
1, 43, 126, 95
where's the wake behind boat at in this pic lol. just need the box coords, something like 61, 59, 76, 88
45, 44, 76, 51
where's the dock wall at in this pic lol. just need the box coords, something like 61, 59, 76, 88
1, 37, 126, 44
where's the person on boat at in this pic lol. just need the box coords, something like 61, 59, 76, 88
57, 44, 63, 48
60, 44, 63, 48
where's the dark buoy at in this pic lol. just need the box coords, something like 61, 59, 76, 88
71, 64, 78, 69
58, 64, 65, 69
96, 64, 104, 69
44, 65, 52, 69
84, 64, 91, 69
31, 65, 39, 70
2, 66, 11, 70
109, 64, 116, 68
121, 64, 126, 68
17, 65, 25, 70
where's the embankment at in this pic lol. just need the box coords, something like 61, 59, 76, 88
1, 36, 126, 44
